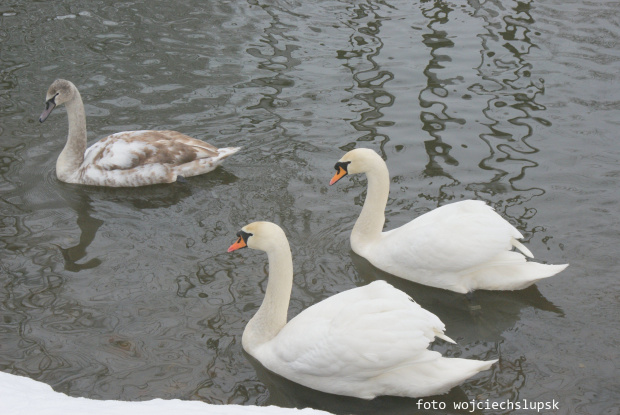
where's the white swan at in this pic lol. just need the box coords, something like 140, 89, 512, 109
39, 79, 240, 187
330, 148, 568, 294
228, 221, 497, 399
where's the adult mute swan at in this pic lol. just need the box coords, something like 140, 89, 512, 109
39, 79, 240, 187
330, 148, 568, 294
227, 221, 497, 399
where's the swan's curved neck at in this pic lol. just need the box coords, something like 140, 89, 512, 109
351, 158, 390, 252
242, 239, 293, 351
57, 89, 87, 181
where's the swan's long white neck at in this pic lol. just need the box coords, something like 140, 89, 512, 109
242, 237, 293, 352
56, 88, 87, 181
351, 155, 390, 253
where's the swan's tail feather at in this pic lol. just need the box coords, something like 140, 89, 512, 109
174, 146, 240, 178
469, 251, 568, 291
216, 146, 241, 160
381, 357, 497, 398
435, 331, 456, 344
511, 238, 534, 258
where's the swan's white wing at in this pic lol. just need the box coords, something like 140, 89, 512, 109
256, 281, 448, 379
376, 200, 524, 273
84, 131, 219, 171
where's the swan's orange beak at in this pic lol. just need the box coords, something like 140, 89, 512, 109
330, 166, 348, 185
228, 236, 247, 252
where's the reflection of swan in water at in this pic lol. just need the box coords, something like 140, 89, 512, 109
53, 161, 237, 270
54, 168, 235, 271
96, 164, 238, 210
350, 251, 563, 344
247, 352, 487, 415
58, 211, 103, 272
51, 188, 103, 272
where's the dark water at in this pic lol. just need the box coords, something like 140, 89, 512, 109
0, 0, 618, 414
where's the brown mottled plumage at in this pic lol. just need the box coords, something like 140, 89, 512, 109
39, 79, 240, 187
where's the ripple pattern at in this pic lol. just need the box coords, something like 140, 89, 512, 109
0, 0, 615, 413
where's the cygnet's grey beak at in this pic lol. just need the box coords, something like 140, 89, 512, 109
39, 98, 56, 123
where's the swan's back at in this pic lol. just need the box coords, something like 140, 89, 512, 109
362, 200, 566, 292
83, 131, 219, 169
73, 131, 239, 186
373, 201, 512, 268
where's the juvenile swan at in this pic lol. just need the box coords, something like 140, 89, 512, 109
39, 79, 239, 187
228, 221, 496, 399
330, 148, 568, 294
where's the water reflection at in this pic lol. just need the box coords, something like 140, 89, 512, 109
240, 0, 303, 142
467, 0, 548, 208
337, 1, 395, 152
52, 173, 226, 270
415, 0, 550, 213
419, 1, 464, 182
54, 191, 103, 272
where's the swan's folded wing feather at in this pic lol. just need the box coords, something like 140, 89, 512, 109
377, 200, 524, 272
85, 131, 219, 170
260, 281, 448, 378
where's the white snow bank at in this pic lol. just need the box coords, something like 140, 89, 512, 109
0, 371, 331, 415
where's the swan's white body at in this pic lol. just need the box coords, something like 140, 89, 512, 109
331, 149, 568, 294
39, 79, 239, 187
229, 222, 496, 400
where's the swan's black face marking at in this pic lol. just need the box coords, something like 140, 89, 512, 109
330, 161, 351, 185
334, 161, 350, 173
39, 93, 58, 123
237, 230, 253, 245
228, 230, 253, 252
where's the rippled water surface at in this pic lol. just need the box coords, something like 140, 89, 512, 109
1, 0, 618, 413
